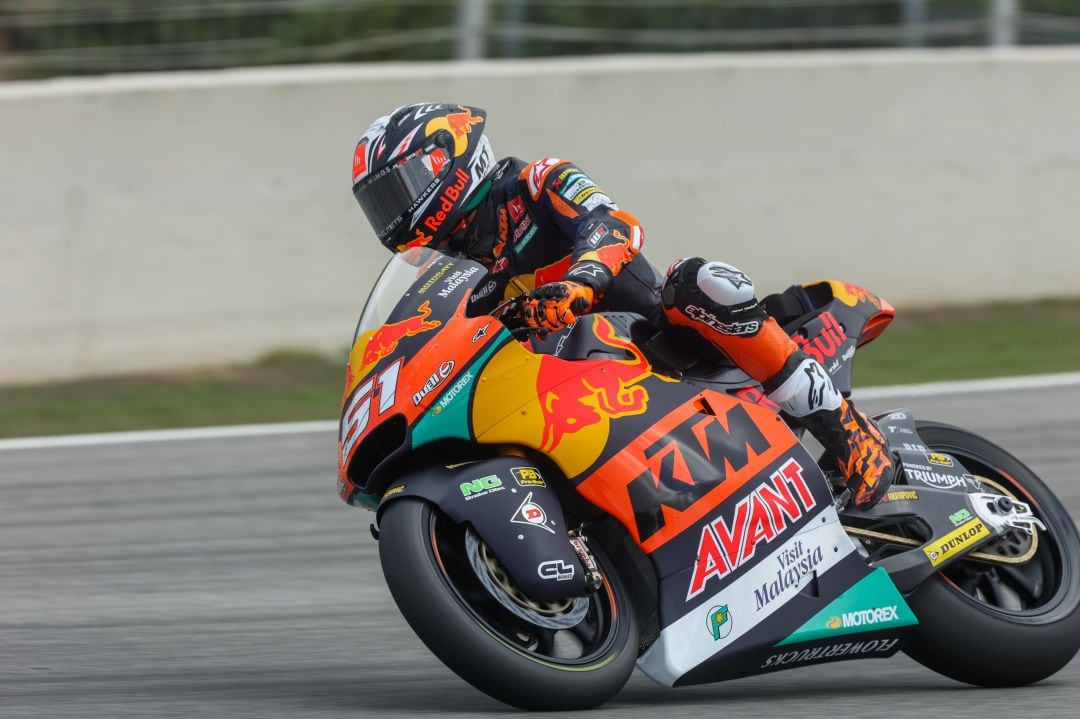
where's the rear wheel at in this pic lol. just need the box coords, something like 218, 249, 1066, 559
903, 421, 1080, 686
378, 498, 637, 710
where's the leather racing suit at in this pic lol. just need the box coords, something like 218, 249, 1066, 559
454, 156, 894, 509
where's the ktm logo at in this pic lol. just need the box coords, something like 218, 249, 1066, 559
687, 459, 816, 600
625, 403, 774, 543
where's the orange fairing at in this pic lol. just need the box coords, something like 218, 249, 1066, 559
823, 280, 895, 347
574, 391, 798, 553
337, 293, 495, 499
472, 315, 672, 479
859, 301, 896, 347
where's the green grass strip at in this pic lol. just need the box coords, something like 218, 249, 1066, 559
2, 300, 1079, 439
853, 299, 1080, 387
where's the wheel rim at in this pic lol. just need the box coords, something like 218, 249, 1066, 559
930, 442, 1068, 617
425, 506, 624, 668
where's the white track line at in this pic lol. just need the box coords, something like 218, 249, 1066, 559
854, 371, 1080, 400
0, 420, 337, 451
2, 371, 1080, 452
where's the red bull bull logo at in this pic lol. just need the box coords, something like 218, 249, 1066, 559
446, 108, 484, 139
358, 300, 441, 376
425, 106, 484, 158
537, 316, 652, 452
828, 281, 883, 310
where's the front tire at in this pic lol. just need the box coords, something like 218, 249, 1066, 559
903, 421, 1080, 686
378, 498, 637, 710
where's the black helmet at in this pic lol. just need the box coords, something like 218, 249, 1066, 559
351, 103, 495, 252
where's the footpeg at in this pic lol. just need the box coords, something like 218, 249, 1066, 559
969, 493, 1047, 537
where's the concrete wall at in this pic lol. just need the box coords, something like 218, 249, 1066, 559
3, 49, 1080, 383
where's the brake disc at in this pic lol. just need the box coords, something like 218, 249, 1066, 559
844, 475, 1040, 566
464, 528, 589, 630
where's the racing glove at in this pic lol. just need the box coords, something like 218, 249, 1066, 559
523, 280, 595, 332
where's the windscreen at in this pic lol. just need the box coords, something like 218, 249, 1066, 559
353, 246, 447, 342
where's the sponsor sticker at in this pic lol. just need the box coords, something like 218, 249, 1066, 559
688, 459, 817, 600
927, 452, 954, 467
438, 265, 480, 299
511, 492, 554, 534
561, 176, 596, 200
761, 638, 900, 669
460, 474, 503, 500
707, 605, 733, 641
572, 186, 602, 205
382, 485, 406, 499
581, 192, 617, 211
471, 323, 490, 343
948, 508, 973, 526
514, 225, 538, 253
753, 539, 824, 611
793, 311, 848, 366
413, 167, 471, 245
924, 518, 990, 567
470, 280, 498, 304
435, 371, 474, 411
905, 467, 981, 491
412, 360, 455, 406
512, 214, 533, 242
507, 196, 526, 222
585, 223, 609, 248
685, 305, 761, 336
881, 488, 919, 503
511, 466, 545, 487
416, 262, 455, 294
537, 559, 575, 582
827, 605, 899, 631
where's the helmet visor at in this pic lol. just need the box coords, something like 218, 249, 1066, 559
353, 147, 450, 245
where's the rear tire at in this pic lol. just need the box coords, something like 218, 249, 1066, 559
903, 421, 1080, 686
378, 498, 637, 710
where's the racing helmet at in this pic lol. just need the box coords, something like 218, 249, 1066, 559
352, 103, 495, 252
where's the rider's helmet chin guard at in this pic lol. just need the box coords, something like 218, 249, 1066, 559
352, 103, 495, 253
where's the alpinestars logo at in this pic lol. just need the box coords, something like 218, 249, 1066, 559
685, 305, 761, 336
803, 361, 839, 411
707, 264, 753, 290
687, 459, 817, 600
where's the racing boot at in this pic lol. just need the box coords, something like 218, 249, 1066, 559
660, 257, 894, 508
764, 353, 895, 508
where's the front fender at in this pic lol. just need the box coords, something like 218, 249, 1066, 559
376, 457, 586, 601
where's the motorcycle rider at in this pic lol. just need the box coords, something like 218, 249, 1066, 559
350, 103, 894, 508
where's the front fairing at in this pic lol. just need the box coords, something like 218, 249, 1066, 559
337, 248, 508, 507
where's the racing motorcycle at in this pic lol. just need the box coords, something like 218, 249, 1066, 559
337, 246, 1080, 710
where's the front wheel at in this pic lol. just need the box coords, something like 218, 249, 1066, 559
378, 498, 637, 710
903, 421, 1080, 686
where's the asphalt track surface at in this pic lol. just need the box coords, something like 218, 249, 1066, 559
3, 384, 1080, 719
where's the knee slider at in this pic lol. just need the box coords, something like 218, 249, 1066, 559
662, 258, 765, 333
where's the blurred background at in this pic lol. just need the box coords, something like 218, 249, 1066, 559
2, 0, 1080, 432
4, 0, 1080, 78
